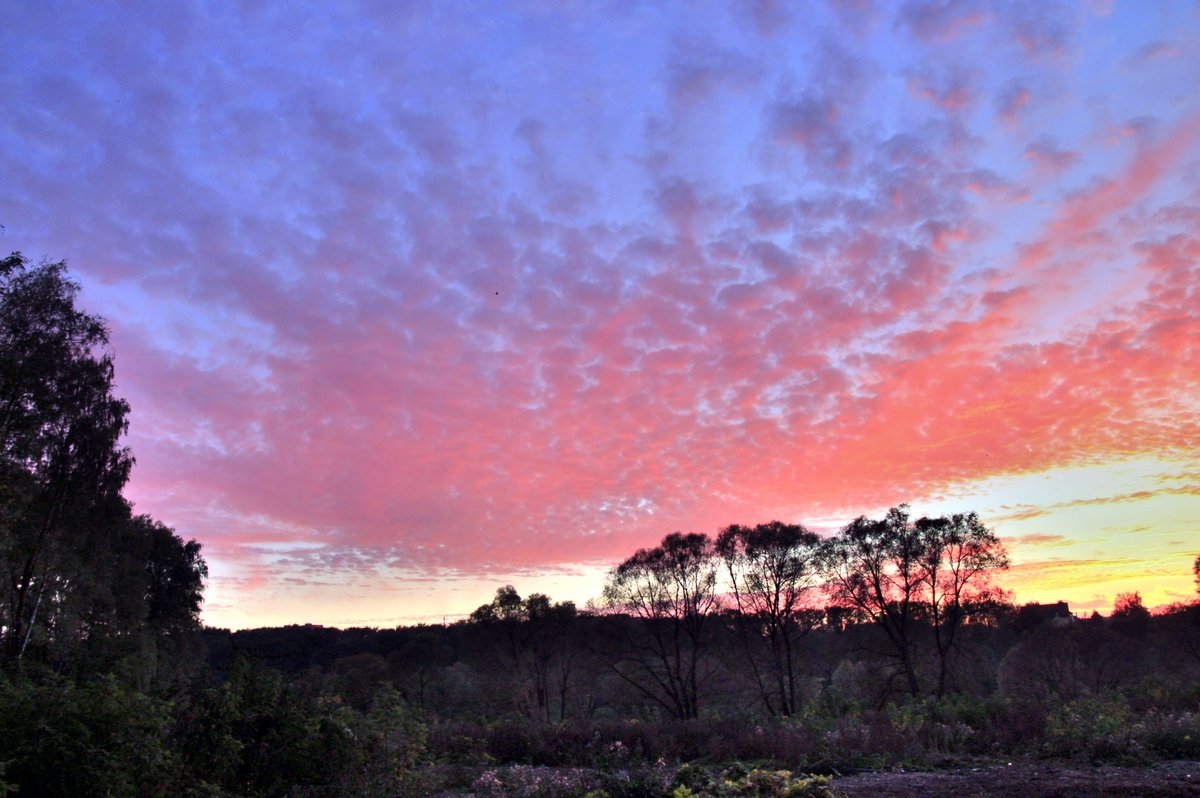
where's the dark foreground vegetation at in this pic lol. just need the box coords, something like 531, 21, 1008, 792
3, 253, 1200, 797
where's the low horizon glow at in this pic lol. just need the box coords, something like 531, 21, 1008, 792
3, 2, 1198, 630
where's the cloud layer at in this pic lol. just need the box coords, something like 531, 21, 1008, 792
3, 1, 1198, 625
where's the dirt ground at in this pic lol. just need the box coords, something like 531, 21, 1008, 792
833, 760, 1200, 797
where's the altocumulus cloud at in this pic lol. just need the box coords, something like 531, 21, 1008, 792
1, 0, 1198, 616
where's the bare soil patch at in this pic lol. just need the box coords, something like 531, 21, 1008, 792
833, 760, 1200, 797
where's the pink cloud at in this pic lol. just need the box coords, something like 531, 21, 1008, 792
770, 97, 841, 150
1007, 533, 1068, 547
995, 80, 1032, 126
666, 38, 761, 108
1002, 2, 1076, 60
4, 1, 1198, 624
1022, 135, 1080, 175
734, 0, 795, 37
1129, 40, 1180, 66
906, 65, 978, 112
895, 0, 988, 42
1017, 115, 1200, 272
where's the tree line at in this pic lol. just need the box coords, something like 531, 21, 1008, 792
203, 524, 1200, 739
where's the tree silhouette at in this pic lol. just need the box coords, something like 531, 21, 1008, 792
915, 512, 1008, 694
821, 506, 926, 695
821, 506, 1009, 696
469, 585, 579, 719
1, 253, 132, 663
716, 521, 822, 716
1110, 591, 1151, 640
602, 531, 718, 719
0, 253, 205, 674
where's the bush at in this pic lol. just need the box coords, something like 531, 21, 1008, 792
672, 763, 839, 798
1135, 711, 1200, 759
0, 675, 177, 798
488, 721, 536, 763
471, 764, 611, 797
1043, 694, 1143, 763
815, 710, 916, 768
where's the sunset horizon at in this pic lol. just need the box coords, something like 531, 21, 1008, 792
4, 1, 1198, 632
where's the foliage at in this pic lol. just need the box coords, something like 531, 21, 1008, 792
1110, 592, 1151, 639
997, 622, 1144, 703
1036, 693, 1200, 764
603, 532, 720, 720
717, 522, 822, 717
1136, 710, 1200, 759
471, 764, 614, 798
0, 673, 177, 798
1155, 601, 1200, 666
1043, 694, 1139, 762
673, 763, 839, 798
463, 759, 679, 798
0, 253, 206, 682
914, 511, 1009, 694
821, 507, 1008, 697
164, 657, 430, 797
470, 586, 580, 720
1, 253, 131, 664
820, 507, 928, 696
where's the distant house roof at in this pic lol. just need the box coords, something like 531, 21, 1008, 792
1019, 600, 1075, 628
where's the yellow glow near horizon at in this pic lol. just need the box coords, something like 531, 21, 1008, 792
918, 455, 1200, 613
199, 456, 1198, 630
201, 561, 616, 630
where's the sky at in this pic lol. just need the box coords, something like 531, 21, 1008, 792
2, 1, 1198, 630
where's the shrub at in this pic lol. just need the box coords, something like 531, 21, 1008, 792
0, 675, 176, 798
471, 764, 606, 797
1135, 711, 1200, 759
672, 764, 839, 798
816, 710, 916, 768
488, 721, 536, 763
1043, 694, 1143, 763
